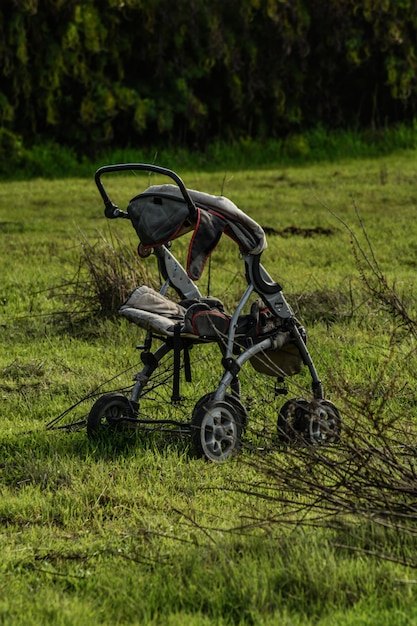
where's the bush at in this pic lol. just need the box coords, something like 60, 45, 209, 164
1, 1, 417, 155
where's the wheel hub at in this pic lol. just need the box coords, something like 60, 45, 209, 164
191, 397, 244, 462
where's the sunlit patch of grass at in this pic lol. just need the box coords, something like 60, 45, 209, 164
2, 152, 417, 624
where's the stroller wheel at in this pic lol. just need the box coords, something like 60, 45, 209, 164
87, 393, 133, 439
192, 391, 248, 431
310, 400, 342, 445
191, 396, 243, 462
277, 398, 341, 445
277, 398, 310, 443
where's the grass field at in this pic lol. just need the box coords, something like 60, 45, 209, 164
1, 150, 417, 624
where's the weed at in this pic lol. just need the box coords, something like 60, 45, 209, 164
45, 229, 159, 327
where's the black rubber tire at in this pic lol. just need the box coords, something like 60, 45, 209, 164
277, 398, 311, 443
310, 399, 342, 444
192, 391, 248, 431
87, 393, 132, 439
277, 398, 342, 445
191, 398, 243, 462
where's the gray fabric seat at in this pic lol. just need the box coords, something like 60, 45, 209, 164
119, 286, 230, 340
119, 286, 191, 336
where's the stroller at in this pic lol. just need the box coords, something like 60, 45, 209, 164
88, 163, 341, 462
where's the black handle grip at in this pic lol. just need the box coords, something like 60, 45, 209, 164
250, 255, 282, 294
94, 163, 198, 220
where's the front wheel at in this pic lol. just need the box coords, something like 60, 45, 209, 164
87, 393, 135, 439
191, 398, 243, 462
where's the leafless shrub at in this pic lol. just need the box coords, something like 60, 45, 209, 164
234, 390, 417, 566
51, 230, 158, 324
230, 200, 417, 567
334, 196, 417, 337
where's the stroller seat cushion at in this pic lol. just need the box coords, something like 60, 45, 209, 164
121, 285, 186, 318
119, 286, 191, 336
119, 286, 229, 339
182, 301, 231, 339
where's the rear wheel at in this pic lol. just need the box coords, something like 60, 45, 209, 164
87, 393, 134, 439
191, 397, 243, 462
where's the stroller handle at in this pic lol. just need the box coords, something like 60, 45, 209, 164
94, 163, 198, 220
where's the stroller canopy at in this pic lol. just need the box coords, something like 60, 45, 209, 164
127, 184, 267, 280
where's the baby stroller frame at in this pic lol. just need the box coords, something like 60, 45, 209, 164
88, 163, 341, 461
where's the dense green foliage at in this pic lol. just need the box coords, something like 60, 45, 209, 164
1, 0, 417, 159
2, 121, 417, 181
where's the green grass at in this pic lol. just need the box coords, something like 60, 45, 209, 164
2, 148, 417, 624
